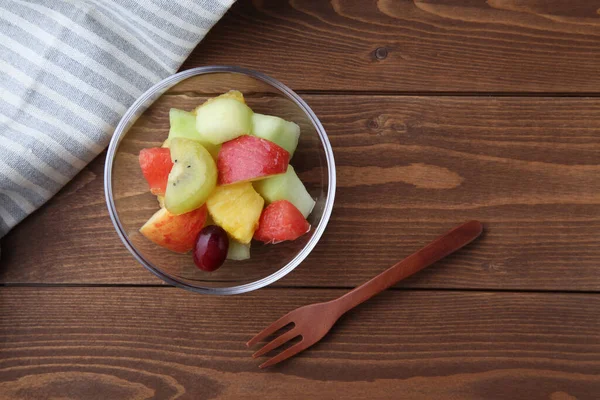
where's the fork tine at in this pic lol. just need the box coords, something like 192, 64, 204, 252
259, 339, 310, 369
246, 314, 293, 347
252, 329, 298, 358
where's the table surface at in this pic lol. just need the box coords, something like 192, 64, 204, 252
2, 1, 600, 399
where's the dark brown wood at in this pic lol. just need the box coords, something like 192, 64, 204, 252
248, 221, 483, 368
1, 287, 599, 399
336, 220, 483, 312
182, 0, 600, 93
2, 96, 599, 291
2, 1, 599, 396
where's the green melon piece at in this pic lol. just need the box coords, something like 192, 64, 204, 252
251, 113, 300, 156
164, 108, 220, 159
227, 239, 250, 261
253, 165, 315, 218
164, 138, 217, 215
196, 98, 253, 145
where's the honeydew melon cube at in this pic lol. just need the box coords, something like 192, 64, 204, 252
192, 90, 246, 114
253, 165, 315, 218
196, 98, 253, 145
163, 108, 220, 159
251, 113, 300, 157
227, 239, 250, 260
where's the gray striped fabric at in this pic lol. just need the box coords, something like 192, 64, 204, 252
0, 0, 234, 238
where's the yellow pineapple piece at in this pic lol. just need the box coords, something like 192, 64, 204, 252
157, 195, 165, 208
193, 90, 245, 115
206, 182, 264, 244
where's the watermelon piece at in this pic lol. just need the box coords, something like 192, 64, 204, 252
254, 200, 310, 244
139, 147, 173, 196
217, 135, 289, 185
139, 205, 208, 253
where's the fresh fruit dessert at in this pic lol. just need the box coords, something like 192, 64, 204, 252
138, 90, 314, 272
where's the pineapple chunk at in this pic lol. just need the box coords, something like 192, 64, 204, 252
193, 90, 245, 114
206, 182, 264, 244
203, 214, 251, 262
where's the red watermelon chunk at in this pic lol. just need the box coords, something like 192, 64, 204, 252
254, 200, 310, 244
139, 147, 173, 196
217, 135, 289, 185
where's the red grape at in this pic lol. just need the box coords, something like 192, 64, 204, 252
193, 225, 229, 271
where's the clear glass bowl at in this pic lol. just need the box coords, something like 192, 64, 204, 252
104, 66, 336, 295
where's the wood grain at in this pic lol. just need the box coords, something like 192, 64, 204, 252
182, 0, 600, 93
0, 287, 598, 399
3, 2, 599, 397
2, 95, 599, 290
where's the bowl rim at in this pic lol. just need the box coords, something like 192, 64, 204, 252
104, 66, 336, 295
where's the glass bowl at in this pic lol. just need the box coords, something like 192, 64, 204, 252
104, 66, 335, 295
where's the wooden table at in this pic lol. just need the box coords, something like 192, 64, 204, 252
2, 1, 600, 398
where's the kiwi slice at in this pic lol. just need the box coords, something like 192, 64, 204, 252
164, 138, 217, 215
196, 97, 253, 145
251, 113, 300, 156
163, 108, 220, 159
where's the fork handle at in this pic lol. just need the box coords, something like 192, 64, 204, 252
332, 220, 483, 316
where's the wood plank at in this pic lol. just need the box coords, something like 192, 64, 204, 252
0, 287, 599, 399
182, 0, 600, 92
2, 95, 599, 290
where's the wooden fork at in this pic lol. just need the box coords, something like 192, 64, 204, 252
247, 220, 483, 368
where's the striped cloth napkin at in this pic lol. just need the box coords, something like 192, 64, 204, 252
0, 0, 234, 239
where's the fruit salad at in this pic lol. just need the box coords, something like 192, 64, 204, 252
138, 90, 315, 272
